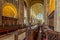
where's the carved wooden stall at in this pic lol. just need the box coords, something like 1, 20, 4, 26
0, 0, 19, 35
46, 30, 60, 40
48, 11, 54, 30
47, 30, 58, 40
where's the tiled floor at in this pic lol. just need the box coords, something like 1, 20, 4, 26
18, 32, 26, 40
0, 32, 26, 40
0, 34, 14, 40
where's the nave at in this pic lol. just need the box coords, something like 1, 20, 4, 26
0, 0, 60, 40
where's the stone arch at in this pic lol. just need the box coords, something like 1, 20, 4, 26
24, 0, 44, 24
24, 1, 27, 7
30, 1, 44, 7
24, 0, 29, 7
31, 3, 43, 8
30, 3, 44, 24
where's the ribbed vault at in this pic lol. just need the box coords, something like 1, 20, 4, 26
24, 0, 44, 7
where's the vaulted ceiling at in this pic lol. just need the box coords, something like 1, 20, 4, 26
24, 0, 44, 7
30, 3, 43, 20
24, 0, 55, 15
31, 3, 43, 15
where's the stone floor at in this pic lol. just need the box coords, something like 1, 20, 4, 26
0, 32, 26, 40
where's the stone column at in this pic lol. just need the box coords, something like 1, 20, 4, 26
44, 0, 49, 26
54, 0, 60, 32
18, 0, 24, 25
26, 6, 32, 40
0, 0, 3, 26
0, 11, 2, 26
26, 7, 31, 24
25, 4, 33, 40
44, 0, 50, 40
0, 8, 2, 26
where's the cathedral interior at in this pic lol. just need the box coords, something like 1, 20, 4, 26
0, 0, 60, 40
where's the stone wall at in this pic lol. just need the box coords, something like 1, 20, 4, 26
54, 0, 60, 32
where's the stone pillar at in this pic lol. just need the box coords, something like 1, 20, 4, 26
26, 6, 32, 40
26, 7, 31, 24
18, 0, 24, 25
44, 0, 49, 40
54, 0, 60, 32
44, 0, 49, 26
0, 0, 3, 26
0, 13, 1, 26
0, 8, 2, 26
